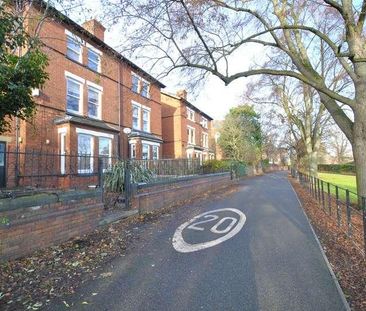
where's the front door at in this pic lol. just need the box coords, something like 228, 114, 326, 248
0, 142, 6, 188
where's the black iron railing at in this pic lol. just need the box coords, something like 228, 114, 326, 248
291, 168, 366, 256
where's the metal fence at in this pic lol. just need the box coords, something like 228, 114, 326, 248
131, 158, 202, 180
291, 168, 366, 256
1, 148, 118, 195
1, 149, 237, 201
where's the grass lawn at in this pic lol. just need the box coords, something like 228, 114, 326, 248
318, 172, 358, 203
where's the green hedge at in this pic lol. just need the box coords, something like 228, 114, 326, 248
318, 163, 355, 174
202, 159, 247, 177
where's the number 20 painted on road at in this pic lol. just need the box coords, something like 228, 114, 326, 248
187, 215, 238, 234
172, 208, 246, 253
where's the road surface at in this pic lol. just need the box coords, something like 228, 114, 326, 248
48, 171, 348, 311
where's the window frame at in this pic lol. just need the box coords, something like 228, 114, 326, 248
77, 134, 94, 174
142, 144, 150, 160
130, 143, 137, 159
99, 137, 112, 170
131, 73, 140, 93
66, 76, 83, 115
87, 85, 102, 119
87, 48, 101, 72
66, 34, 82, 63
142, 108, 150, 132
131, 72, 150, 98
187, 108, 195, 121
202, 132, 209, 148
132, 104, 141, 130
140, 80, 150, 98
58, 128, 67, 175
201, 117, 208, 129
187, 126, 195, 145
152, 145, 159, 160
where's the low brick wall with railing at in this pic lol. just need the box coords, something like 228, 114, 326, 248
0, 190, 103, 261
133, 172, 234, 213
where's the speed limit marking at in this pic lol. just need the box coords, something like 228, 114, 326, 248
172, 208, 246, 253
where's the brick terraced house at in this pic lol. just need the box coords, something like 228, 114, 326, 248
0, 2, 165, 188
161, 90, 215, 162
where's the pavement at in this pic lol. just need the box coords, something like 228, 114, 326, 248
47, 171, 348, 311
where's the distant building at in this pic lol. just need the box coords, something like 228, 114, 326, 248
161, 90, 215, 162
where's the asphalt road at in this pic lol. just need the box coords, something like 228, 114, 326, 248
49, 172, 348, 311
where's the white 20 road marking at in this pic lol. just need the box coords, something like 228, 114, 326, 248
172, 208, 246, 253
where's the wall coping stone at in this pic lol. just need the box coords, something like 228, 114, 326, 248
137, 172, 230, 189
0, 189, 102, 212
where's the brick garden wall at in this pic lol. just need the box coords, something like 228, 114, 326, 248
0, 190, 103, 261
133, 173, 233, 213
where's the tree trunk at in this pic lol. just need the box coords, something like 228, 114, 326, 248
308, 151, 318, 177
352, 113, 366, 199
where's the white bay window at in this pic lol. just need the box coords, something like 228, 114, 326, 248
78, 134, 93, 174
99, 137, 112, 170
130, 143, 137, 159
142, 144, 150, 160
152, 145, 159, 160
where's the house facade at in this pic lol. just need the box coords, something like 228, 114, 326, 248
161, 90, 215, 162
0, 3, 164, 188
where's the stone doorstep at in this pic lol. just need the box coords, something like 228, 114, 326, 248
98, 209, 138, 227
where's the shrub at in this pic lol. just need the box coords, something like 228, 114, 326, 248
201, 159, 231, 173
104, 161, 154, 193
201, 159, 247, 177
231, 161, 247, 177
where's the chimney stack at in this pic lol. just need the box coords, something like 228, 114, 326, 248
176, 89, 187, 100
82, 19, 106, 41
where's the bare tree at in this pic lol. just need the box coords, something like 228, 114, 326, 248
247, 75, 332, 176
326, 125, 353, 163
100, 0, 366, 196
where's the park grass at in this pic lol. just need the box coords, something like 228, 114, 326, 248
318, 172, 358, 203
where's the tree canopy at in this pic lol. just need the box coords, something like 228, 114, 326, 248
0, 3, 48, 134
218, 105, 262, 164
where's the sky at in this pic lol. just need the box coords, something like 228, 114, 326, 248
58, 0, 263, 121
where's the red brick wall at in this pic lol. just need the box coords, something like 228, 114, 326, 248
133, 173, 232, 212
0, 192, 103, 260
